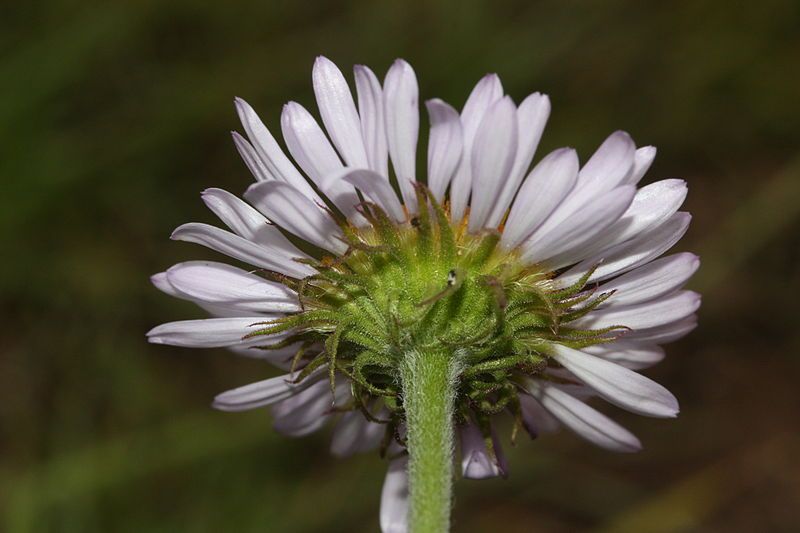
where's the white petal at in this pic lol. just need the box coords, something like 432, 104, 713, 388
450, 74, 504, 221
580, 179, 688, 257
280, 101, 343, 183
461, 74, 505, 145
502, 148, 579, 249
170, 222, 314, 278
467, 96, 518, 233
339, 168, 406, 222
521, 185, 635, 266
194, 302, 268, 318
380, 457, 409, 533
425, 99, 463, 202
550, 344, 679, 418
384, 59, 420, 212
201, 188, 310, 257
460, 422, 507, 479
212, 371, 321, 412
574, 290, 701, 331
485, 92, 551, 228
234, 97, 320, 201
354, 64, 389, 177
280, 101, 367, 226
313, 56, 369, 167
153, 272, 274, 319
227, 342, 309, 367
583, 341, 665, 370
550, 380, 597, 401
151, 271, 180, 298
244, 181, 347, 255
623, 146, 657, 185
232, 131, 274, 182
315, 168, 367, 222
576, 130, 636, 190
146, 317, 285, 348
546, 131, 636, 221
625, 315, 698, 344
525, 380, 642, 452
330, 411, 363, 457
271, 379, 334, 437
598, 253, 700, 307
330, 410, 385, 457
519, 394, 560, 437
165, 261, 300, 313
557, 212, 692, 286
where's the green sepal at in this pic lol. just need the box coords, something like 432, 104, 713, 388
412, 182, 434, 259
548, 263, 600, 299
425, 187, 456, 264
559, 290, 616, 323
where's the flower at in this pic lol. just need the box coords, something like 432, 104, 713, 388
148, 56, 700, 532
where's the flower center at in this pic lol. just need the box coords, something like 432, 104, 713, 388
249, 188, 623, 442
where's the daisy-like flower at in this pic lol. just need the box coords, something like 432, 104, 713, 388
148, 56, 699, 532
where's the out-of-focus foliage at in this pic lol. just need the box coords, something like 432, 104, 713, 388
2, 0, 799, 531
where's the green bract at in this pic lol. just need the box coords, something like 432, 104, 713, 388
247, 186, 624, 451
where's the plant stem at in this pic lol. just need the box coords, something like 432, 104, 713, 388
399, 347, 460, 533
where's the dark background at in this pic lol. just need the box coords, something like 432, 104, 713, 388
3, 0, 800, 531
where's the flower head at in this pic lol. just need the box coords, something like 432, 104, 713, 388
148, 56, 699, 532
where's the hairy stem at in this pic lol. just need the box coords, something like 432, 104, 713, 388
399, 347, 460, 532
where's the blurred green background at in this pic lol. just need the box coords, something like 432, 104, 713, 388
3, 0, 800, 531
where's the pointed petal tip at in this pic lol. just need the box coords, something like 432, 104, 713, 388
387, 59, 417, 82
619, 442, 644, 453
462, 452, 480, 477
626, 435, 644, 452
653, 393, 680, 418
312, 55, 341, 79
639, 145, 657, 155
211, 398, 235, 412
538, 93, 552, 110
551, 146, 577, 157
469, 73, 503, 97
353, 63, 376, 78
145, 323, 165, 340
523, 91, 551, 106
149, 272, 167, 287
690, 291, 703, 307
462, 452, 495, 480
233, 96, 253, 115
242, 180, 261, 198
498, 94, 516, 107
169, 222, 196, 241
424, 97, 444, 107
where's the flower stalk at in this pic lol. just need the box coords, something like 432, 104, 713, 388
399, 347, 461, 532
